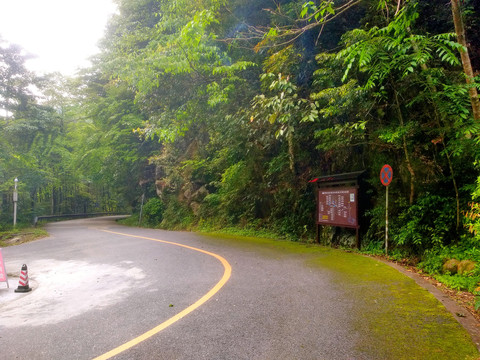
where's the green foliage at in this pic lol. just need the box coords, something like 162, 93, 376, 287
419, 236, 480, 268
393, 193, 456, 252
160, 196, 194, 230
0, 227, 48, 247
338, 4, 462, 88
198, 223, 281, 240
252, 72, 311, 130
462, 180, 480, 251
117, 214, 140, 227
418, 252, 445, 275
435, 273, 479, 292
417, 237, 480, 293
300, 1, 335, 22
208, 161, 253, 224
142, 197, 165, 225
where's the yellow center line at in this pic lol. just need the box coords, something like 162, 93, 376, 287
92, 230, 232, 360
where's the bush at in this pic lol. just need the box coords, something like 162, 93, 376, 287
393, 193, 456, 253
418, 239, 480, 293
434, 273, 480, 292
142, 198, 165, 226
419, 237, 480, 273
160, 197, 194, 229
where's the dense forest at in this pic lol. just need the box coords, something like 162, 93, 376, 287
1, 0, 480, 272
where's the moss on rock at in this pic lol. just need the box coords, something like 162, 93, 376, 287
458, 260, 476, 275
442, 259, 460, 275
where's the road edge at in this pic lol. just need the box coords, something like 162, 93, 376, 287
377, 257, 480, 351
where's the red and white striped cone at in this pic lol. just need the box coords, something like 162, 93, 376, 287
15, 264, 32, 293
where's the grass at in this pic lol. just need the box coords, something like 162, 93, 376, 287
0, 227, 48, 247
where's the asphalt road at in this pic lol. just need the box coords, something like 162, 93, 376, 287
0, 217, 478, 360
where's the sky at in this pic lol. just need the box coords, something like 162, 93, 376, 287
0, 0, 117, 75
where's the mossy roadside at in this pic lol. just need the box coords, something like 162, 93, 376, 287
308, 250, 479, 359
0, 227, 48, 247
201, 231, 480, 359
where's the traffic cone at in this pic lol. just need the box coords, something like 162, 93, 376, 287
15, 264, 32, 293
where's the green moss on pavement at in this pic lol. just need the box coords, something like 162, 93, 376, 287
201, 233, 480, 359
308, 250, 479, 359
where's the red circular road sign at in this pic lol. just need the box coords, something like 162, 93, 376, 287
380, 164, 393, 186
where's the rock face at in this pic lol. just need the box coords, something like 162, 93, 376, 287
457, 260, 476, 275
318, 226, 357, 248
442, 259, 460, 275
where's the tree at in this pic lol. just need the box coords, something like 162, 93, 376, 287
338, 3, 465, 205
0, 38, 37, 121
451, 0, 480, 121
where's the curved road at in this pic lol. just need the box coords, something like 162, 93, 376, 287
0, 217, 478, 359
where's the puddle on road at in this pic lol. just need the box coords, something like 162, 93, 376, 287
0, 259, 149, 328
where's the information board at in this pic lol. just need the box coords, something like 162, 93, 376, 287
0, 248, 8, 286
317, 187, 358, 228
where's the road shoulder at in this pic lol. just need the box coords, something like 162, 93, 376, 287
379, 257, 480, 351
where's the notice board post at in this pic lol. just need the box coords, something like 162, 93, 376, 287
310, 171, 365, 249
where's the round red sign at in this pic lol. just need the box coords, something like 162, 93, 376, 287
380, 164, 393, 186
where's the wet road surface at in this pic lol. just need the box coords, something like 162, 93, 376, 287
0, 217, 478, 359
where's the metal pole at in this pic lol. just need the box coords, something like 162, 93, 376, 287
138, 193, 145, 226
356, 227, 360, 249
385, 185, 389, 255
13, 178, 18, 227
13, 202, 17, 227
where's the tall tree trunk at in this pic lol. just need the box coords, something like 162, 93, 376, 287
451, 0, 480, 121
287, 126, 295, 174
393, 88, 415, 204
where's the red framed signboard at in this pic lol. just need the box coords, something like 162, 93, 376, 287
317, 187, 358, 228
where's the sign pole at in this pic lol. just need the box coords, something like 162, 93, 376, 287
138, 193, 145, 226
380, 165, 393, 256
385, 185, 389, 255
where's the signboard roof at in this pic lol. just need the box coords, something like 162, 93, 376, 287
309, 170, 365, 184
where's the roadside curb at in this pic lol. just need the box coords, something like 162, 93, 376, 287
377, 257, 480, 351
